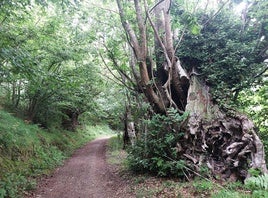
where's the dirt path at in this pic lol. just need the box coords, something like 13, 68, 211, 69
30, 137, 133, 198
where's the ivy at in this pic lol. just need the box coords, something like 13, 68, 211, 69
176, 8, 267, 104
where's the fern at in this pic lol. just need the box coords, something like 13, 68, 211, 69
245, 174, 268, 190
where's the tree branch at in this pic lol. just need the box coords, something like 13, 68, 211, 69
203, 0, 230, 27
149, 0, 165, 13
116, 0, 141, 59
254, 63, 268, 79
99, 52, 135, 91
102, 42, 136, 86
134, 0, 146, 58
146, 10, 172, 69
174, 28, 186, 53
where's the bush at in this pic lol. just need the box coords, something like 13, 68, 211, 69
127, 109, 188, 177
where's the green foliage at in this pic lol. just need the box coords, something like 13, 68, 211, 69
0, 0, 107, 130
94, 85, 126, 130
0, 173, 27, 198
245, 174, 268, 191
211, 180, 268, 198
248, 168, 262, 177
108, 135, 124, 152
107, 135, 127, 166
238, 78, 268, 161
0, 109, 112, 197
171, 3, 201, 35
127, 110, 188, 177
176, 7, 267, 104
192, 179, 213, 192
225, 181, 243, 190
212, 190, 250, 198
210, 180, 265, 198
251, 190, 268, 198
238, 79, 268, 132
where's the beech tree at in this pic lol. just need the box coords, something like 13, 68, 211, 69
115, 0, 267, 180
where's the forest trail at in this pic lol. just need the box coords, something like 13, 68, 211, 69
29, 137, 133, 198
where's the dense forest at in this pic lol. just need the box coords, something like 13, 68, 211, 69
0, 0, 267, 197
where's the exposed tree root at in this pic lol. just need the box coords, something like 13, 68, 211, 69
179, 75, 267, 181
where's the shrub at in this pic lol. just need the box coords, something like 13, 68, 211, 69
127, 109, 188, 177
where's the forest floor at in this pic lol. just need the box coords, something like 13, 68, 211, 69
27, 136, 253, 198
27, 137, 134, 198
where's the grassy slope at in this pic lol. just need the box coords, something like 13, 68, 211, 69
0, 109, 114, 198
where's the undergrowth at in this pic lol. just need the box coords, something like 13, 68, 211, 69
127, 109, 188, 177
0, 109, 114, 198
106, 133, 268, 197
125, 109, 268, 197
107, 135, 127, 166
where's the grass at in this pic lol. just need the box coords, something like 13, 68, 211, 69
106, 136, 268, 198
107, 135, 127, 166
0, 109, 115, 198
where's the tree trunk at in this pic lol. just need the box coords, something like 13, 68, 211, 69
181, 74, 267, 180
116, 0, 267, 180
11, 80, 21, 108
62, 108, 80, 131
28, 97, 38, 121
123, 106, 131, 149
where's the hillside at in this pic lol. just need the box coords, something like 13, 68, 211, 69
0, 109, 113, 197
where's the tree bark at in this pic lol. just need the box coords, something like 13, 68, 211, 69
182, 74, 267, 180
116, 0, 166, 113
116, 0, 267, 180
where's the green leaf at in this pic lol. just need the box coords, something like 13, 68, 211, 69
190, 24, 201, 35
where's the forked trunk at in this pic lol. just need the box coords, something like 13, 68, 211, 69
115, 0, 267, 180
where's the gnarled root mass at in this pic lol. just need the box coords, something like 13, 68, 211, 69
179, 76, 267, 181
